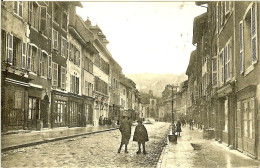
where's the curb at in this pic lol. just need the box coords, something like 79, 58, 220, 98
156, 125, 171, 168
2, 128, 118, 152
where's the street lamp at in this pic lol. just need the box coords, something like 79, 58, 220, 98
171, 84, 174, 124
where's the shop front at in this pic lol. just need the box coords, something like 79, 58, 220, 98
236, 85, 258, 158
68, 93, 84, 127
1, 75, 30, 131
82, 96, 94, 126
51, 91, 68, 128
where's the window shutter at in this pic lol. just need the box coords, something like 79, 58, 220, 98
22, 42, 26, 69
14, 1, 18, 14
29, 2, 33, 23
239, 21, 244, 73
7, 33, 13, 65
48, 55, 52, 79
19, 1, 23, 17
27, 44, 31, 70
216, 3, 219, 34
40, 6, 47, 33
251, 3, 257, 63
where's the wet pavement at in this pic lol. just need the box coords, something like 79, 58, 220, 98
1, 125, 117, 151
1, 122, 170, 167
158, 125, 260, 168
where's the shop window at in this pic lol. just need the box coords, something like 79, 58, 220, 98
28, 97, 40, 120
243, 98, 254, 138
54, 101, 66, 123
224, 99, 228, 132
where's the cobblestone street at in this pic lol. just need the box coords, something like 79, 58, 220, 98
1, 122, 170, 167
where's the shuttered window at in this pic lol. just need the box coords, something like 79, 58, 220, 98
52, 62, 58, 87
6, 33, 13, 65
212, 57, 218, 87
61, 66, 66, 90
251, 3, 257, 63
40, 6, 47, 34
239, 21, 244, 73
52, 29, 58, 50
14, 1, 23, 17
48, 55, 52, 79
21, 42, 26, 69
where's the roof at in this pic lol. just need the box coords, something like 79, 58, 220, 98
192, 12, 207, 45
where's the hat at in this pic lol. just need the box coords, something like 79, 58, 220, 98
137, 119, 142, 123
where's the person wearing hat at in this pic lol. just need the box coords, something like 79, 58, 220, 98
118, 116, 132, 153
133, 119, 149, 154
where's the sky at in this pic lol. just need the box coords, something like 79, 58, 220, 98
76, 1, 206, 75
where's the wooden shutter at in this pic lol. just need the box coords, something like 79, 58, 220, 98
251, 3, 257, 63
40, 6, 47, 33
239, 21, 244, 73
19, 1, 23, 17
22, 42, 26, 69
14, 1, 18, 14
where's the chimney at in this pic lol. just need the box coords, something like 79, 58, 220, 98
85, 17, 92, 27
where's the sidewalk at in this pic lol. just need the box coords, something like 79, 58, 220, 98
1, 125, 118, 152
157, 126, 260, 168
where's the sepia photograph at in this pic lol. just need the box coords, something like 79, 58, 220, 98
1, 0, 260, 167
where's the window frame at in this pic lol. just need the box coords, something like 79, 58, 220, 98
21, 42, 27, 69
239, 21, 244, 74
251, 2, 258, 64
52, 62, 58, 87
52, 29, 59, 50
14, 1, 23, 17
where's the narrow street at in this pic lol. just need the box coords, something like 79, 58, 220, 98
1, 122, 170, 167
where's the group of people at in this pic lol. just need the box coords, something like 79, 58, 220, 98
99, 115, 112, 126
118, 116, 149, 154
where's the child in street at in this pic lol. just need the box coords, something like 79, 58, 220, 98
133, 119, 149, 154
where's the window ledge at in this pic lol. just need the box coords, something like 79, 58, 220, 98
244, 64, 254, 76
29, 71, 37, 76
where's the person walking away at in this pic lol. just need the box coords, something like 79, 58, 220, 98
133, 119, 149, 154
118, 116, 131, 153
176, 121, 182, 136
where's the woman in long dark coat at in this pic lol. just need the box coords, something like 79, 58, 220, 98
133, 119, 149, 154
176, 121, 182, 136
118, 116, 131, 153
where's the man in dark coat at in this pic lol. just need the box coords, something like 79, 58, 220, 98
133, 119, 149, 154
118, 116, 131, 153
176, 121, 182, 136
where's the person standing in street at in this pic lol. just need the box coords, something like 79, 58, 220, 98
176, 120, 182, 136
133, 119, 149, 154
118, 116, 132, 153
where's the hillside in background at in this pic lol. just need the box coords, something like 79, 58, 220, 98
126, 73, 187, 98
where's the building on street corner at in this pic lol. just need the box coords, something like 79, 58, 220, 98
1, 1, 143, 132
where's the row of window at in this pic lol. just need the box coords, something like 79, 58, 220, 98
211, 3, 258, 88
95, 77, 108, 95
94, 54, 110, 75
4, 32, 52, 78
